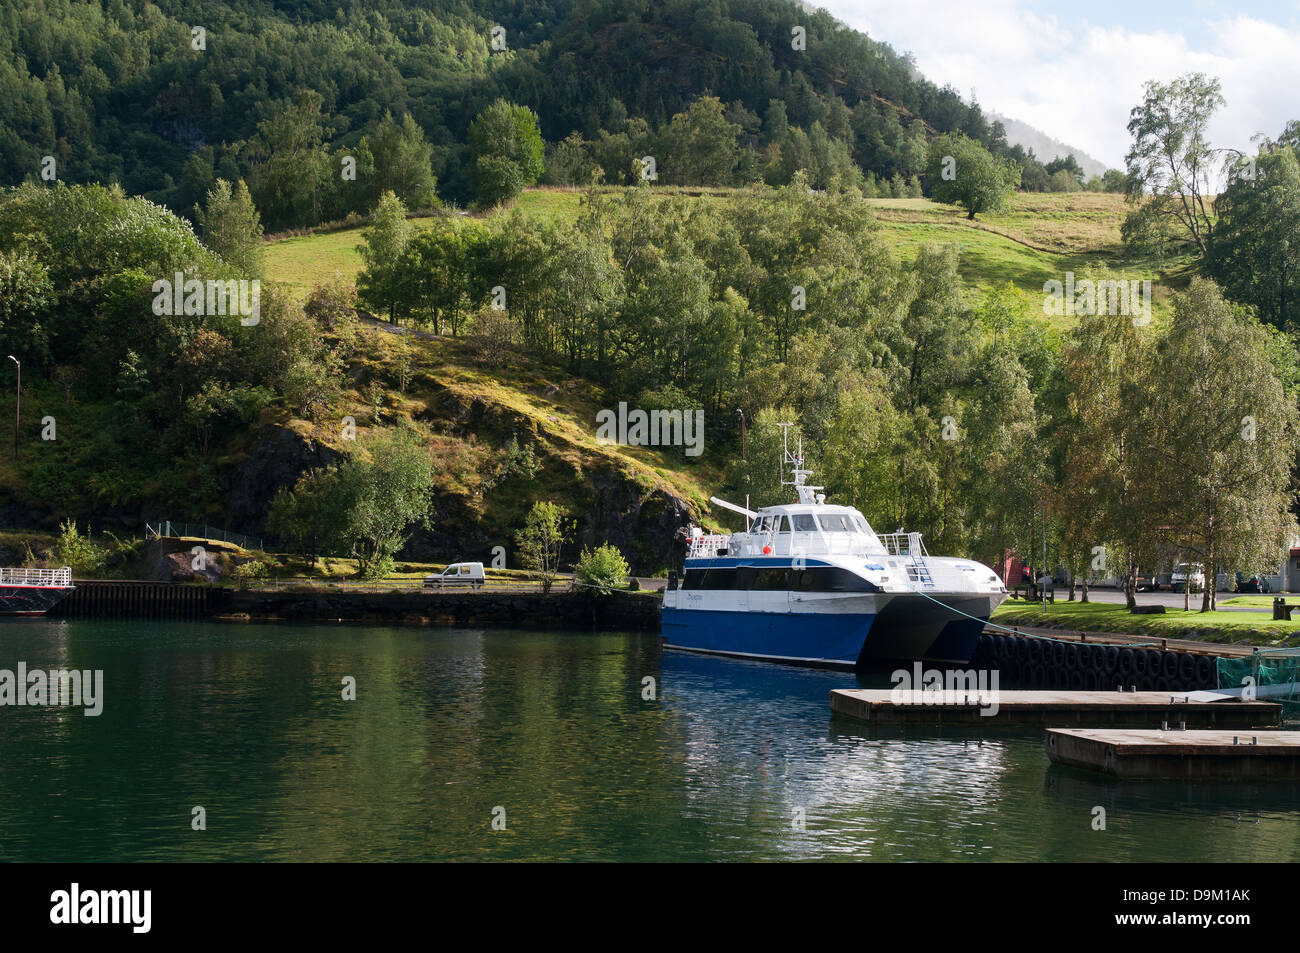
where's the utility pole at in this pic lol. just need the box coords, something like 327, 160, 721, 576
736, 407, 745, 461
1042, 500, 1048, 611
6, 355, 17, 461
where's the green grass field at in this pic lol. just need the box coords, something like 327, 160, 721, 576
1219, 595, 1288, 608
264, 190, 587, 290
867, 192, 1191, 315
992, 599, 1300, 646
265, 188, 1194, 323
869, 192, 1129, 254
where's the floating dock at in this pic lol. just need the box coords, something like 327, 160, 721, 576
829, 688, 1281, 727
1045, 728, 1300, 780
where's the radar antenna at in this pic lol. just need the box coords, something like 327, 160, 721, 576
776, 423, 823, 505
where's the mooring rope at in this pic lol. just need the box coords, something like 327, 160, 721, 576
905, 583, 1161, 648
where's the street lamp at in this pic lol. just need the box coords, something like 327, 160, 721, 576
6, 355, 17, 461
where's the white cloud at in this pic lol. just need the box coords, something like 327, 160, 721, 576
822, 1, 1300, 169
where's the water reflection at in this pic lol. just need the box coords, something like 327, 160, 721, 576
0, 620, 1295, 861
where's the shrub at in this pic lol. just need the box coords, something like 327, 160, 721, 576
231, 559, 270, 589
52, 518, 108, 577
575, 543, 630, 594
303, 279, 358, 330
467, 309, 520, 365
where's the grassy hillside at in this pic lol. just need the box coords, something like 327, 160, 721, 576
293, 319, 725, 572
266, 188, 1194, 320
325, 322, 722, 517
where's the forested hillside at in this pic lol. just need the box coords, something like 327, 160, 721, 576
0, 0, 1081, 225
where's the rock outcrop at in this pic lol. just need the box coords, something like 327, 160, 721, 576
225, 424, 340, 535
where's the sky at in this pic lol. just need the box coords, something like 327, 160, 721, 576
817, 0, 1300, 170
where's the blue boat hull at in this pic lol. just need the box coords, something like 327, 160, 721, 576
661, 595, 989, 669
661, 607, 872, 667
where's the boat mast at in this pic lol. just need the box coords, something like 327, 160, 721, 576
777, 423, 823, 505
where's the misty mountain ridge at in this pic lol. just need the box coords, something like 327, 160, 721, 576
989, 112, 1111, 177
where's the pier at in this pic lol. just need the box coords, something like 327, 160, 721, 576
45, 580, 661, 630
52, 579, 227, 620
829, 688, 1281, 727
1045, 728, 1300, 780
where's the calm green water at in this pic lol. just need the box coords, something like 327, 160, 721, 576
0, 619, 1296, 862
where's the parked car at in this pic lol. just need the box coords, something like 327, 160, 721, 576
424, 562, 486, 590
1125, 571, 1162, 592
1236, 572, 1271, 594
1171, 563, 1205, 592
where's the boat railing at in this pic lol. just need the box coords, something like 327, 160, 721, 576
878, 532, 928, 558
686, 534, 732, 558
877, 532, 936, 588
710, 533, 888, 559
0, 566, 74, 587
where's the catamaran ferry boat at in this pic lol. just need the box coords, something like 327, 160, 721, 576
0, 567, 75, 617
661, 437, 1006, 668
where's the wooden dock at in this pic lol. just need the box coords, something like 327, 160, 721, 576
829, 688, 1281, 727
1046, 728, 1300, 780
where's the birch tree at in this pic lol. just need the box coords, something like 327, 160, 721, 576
1059, 311, 1154, 609
1123, 73, 1224, 255
1138, 278, 1300, 610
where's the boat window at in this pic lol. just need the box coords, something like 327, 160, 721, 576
792, 567, 878, 592
821, 513, 851, 532
751, 568, 790, 590
683, 569, 707, 589
703, 568, 737, 590
793, 568, 823, 591
851, 515, 870, 533
773, 516, 789, 534
748, 516, 764, 533
793, 514, 818, 532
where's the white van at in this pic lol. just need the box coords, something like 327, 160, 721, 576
424, 562, 486, 590
1171, 563, 1205, 592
